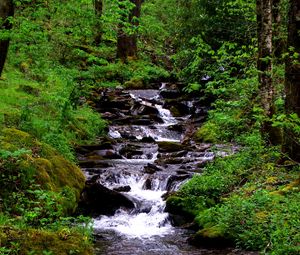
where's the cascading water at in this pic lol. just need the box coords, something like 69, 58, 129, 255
78, 84, 244, 255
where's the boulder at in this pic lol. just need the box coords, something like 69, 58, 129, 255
188, 226, 232, 248
157, 141, 186, 152
80, 180, 135, 216
144, 163, 163, 174
113, 185, 131, 192
141, 136, 156, 143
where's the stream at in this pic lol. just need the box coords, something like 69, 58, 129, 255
77, 83, 256, 255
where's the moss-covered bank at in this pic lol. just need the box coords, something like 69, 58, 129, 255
0, 128, 94, 254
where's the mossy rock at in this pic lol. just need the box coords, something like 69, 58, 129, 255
193, 122, 218, 143
165, 196, 195, 221
169, 106, 182, 117
124, 78, 144, 89
0, 128, 85, 213
188, 226, 231, 248
157, 141, 186, 152
0, 226, 93, 255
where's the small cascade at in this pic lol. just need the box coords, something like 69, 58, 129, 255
77, 83, 239, 254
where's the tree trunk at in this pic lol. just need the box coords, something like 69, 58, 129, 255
257, 0, 274, 140
284, 0, 300, 161
117, 0, 142, 61
94, 0, 103, 45
272, 0, 284, 58
0, 0, 14, 77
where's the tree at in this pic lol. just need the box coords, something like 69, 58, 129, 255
284, 0, 300, 161
94, 0, 103, 45
0, 0, 14, 77
256, 0, 274, 140
117, 0, 143, 61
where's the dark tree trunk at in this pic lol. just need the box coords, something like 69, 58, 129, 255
257, 0, 275, 141
272, 0, 284, 58
284, 0, 300, 161
117, 0, 142, 61
0, 0, 14, 77
94, 0, 103, 45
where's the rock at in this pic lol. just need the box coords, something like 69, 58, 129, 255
86, 149, 123, 159
166, 174, 191, 190
113, 186, 131, 192
144, 163, 163, 174
165, 196, 194, 226
157, 141, 186, 152
119, 145, 143, 159
124, 78, 144, 89
80, 181, 135, 216
141, 136, 156, 143
143, 178, 152, 190
76, 142, 114, 154
188, 226, 232, 248
160, 89, 181, 99
135, 104, 159, 116
167, 124, 184, 133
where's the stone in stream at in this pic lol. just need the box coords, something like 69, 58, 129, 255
160, 89, 181, 99
166, 174, 191, 191
144, 163, 163, 174
85, 149, 123, 159
157, 141, 187, 152
142, 178, 152, 190
79, 178, 135, 216
119, 145, 144, 159
113, 185, 131, 192
140, 136, 156, 143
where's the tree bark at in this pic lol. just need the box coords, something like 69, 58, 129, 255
94, 0, 103, 45
257, 0, 274, 139
0, 0, 14, 77
272, 0, 284, 58
284, 0, 300, 161
117, 0, 142, 61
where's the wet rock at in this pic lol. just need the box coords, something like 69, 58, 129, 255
142, 178, 152, 190
167, 124, 184, 133
141, 136, 156, 143
86, 149, 123, 159
119, 145, 143, 159
144, 163, 163, 174
157, 141, 186, 152
166, 174, 191, 191
164, 101, 190, 117
113, 186, 131, 192
80, 181, 135, 216
135, 104, 159, 116
149, 114, 164, 123
78, 161, 98, 168
131, 118, 153, 125
160, 89, 181, 99
76, 141, 115, 154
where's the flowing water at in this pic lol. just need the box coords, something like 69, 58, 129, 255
78, 84, 256, 255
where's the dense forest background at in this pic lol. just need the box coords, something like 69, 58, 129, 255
0, 0, 299, 254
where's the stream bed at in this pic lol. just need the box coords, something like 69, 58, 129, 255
77, 84, 257, 255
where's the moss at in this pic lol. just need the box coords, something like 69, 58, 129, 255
0, 128, 86, 213
166, 196, 197, 219
124, 78, 144, 89
189, 226, 230, 248
157, 141, 186, 152
193, 122, 218, 143
169, 106, 182, 117
0, 226, 93, 255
